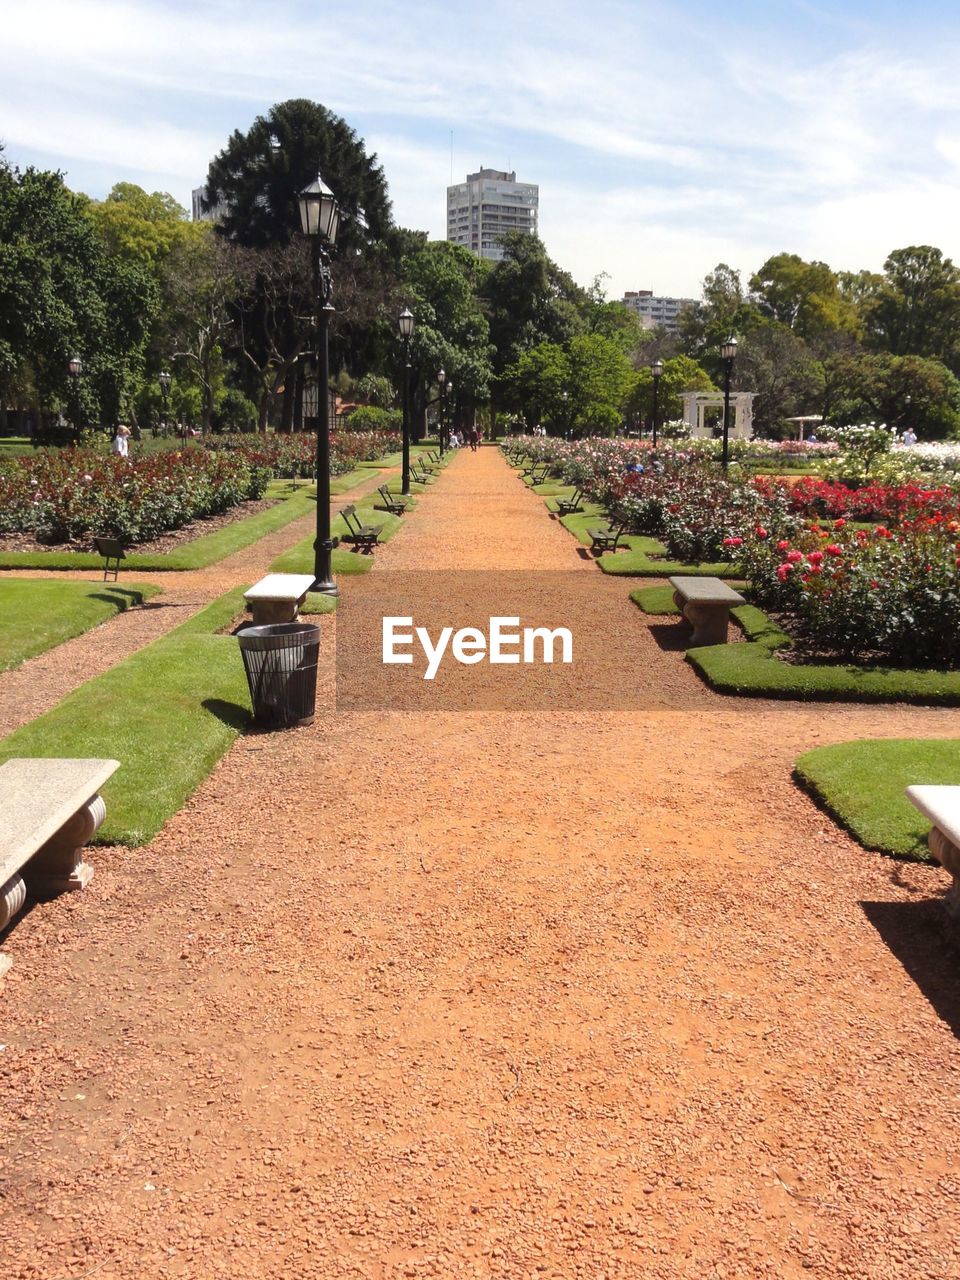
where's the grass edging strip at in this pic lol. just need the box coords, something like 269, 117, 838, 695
270, 498, 406, 575
793, 738, 960, 861
0, 580, 162, 672
677, 604, 960, 705
0, 588, 258, 846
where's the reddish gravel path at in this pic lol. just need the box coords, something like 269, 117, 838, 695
0, 465, 392, 737
2, 448, 960, 1280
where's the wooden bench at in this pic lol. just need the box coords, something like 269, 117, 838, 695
93, 535, 125, 582
669, 575, 746, 647
906, 785, 960, 918
411, 458, 436, 484
243, 573, 316, 626
341, 505, 384, 552
523, 463, 550, 486
0, 757, 120, 979
554, 488, 584, 517
588, 520, 630, 554
374, 485, 410, 516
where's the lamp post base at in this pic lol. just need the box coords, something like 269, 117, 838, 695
313, 539, 339, 596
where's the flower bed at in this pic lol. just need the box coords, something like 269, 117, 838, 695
0, 430, 400, 546
507, 433, 960, 668
210, 430, 400, 478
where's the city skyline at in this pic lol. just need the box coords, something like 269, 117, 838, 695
2, 0, 960, 299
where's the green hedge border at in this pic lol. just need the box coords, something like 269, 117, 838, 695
793, 738, 960, 861
630, 587, 960, 705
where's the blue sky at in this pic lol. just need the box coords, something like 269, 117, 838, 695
2, 0, 960, 298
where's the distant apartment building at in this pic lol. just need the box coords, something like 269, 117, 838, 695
446, 169, 539, 262
622, 290, 699, 334
191, 185, 227, 222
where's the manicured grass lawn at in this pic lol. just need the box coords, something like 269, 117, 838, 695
794, 738, 960, 860
552, 505, 737, 577
658, 599, 960, 705
0, 436, 32, 457
270, 498, 405, 575
0, 590, 260, 845
0, 580, 161, 671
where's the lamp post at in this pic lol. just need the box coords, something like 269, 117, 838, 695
561, 389, 570, 439
398, 307, 415, 495
67, 355, 82, 441
651, 359, 663, 447
437, 367, 447, 454
297, 175, 342, 595
159, 370, 171, 438
720, 336, 738, 473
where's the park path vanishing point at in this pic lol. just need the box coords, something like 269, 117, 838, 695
2, 446, 960, 1280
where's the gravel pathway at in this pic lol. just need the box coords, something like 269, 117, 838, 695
2, 448, 959, 1280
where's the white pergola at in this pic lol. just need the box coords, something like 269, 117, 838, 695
681, 391, 755, 441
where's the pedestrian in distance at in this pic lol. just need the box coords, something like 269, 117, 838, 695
111, 425, 131, 458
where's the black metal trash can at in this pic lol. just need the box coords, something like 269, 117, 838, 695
237, 622, 320, 729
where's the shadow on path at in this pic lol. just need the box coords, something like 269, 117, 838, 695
861, 898, 960, 1040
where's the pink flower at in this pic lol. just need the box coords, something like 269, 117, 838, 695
722, 536, 743, 547
808, 550, 824, 565
754, 525, 768, 539
826, 543, 843, 556
777, 563, 793, 582
777, 539, 790, 551
786, 550, 803, 563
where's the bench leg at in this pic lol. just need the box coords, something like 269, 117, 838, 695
25, 793, 105, 899
0, 872, 28, 977
680, 600, 731, 647
929, 828, 960, 919
250, 600, 299, 626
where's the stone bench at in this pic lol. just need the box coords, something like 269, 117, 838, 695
0, 757, 120, 980
669, 576, 746, 647
243, 573, 316, 626
906, 785, 960, 918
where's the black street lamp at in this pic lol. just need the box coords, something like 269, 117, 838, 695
720, 336, 738, 473
651, 359, 663, 447
159, 370, 171, 437
437, 367, 448, 454
561, 389, 570, 439
398, 307, 415, 495
298, 175, 342, 595
67, 355, 82, 442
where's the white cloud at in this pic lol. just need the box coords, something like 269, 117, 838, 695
2, 0, 960, 300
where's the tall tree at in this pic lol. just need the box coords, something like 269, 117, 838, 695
204, 99, 394, 428
862, 245, 960, 365
749, 252, 856, 341
480, 232, 590, 377
0, 164, 155, 431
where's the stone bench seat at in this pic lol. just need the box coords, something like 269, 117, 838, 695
906, 784, 960, 918
669, 575, 746, 647
0, 757, 120, 979
243, 574, 316, 626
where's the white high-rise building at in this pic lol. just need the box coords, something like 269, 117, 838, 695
446, 169, 539, 262
622, 290, 699, 334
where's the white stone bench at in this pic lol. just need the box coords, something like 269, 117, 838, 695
243, 574, 315, 626
669, 576, 746, 647
0, 757, 120, 979
906, 785, 960, 918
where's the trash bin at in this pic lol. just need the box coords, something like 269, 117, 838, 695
237, 622, 320, 729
